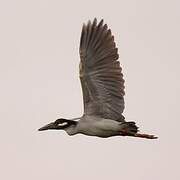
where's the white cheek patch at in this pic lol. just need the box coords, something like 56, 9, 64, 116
58, 122, 68, 127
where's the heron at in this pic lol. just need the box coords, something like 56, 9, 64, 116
38, 18, 157, 139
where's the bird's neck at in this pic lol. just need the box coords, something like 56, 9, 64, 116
64, 124, 79, 136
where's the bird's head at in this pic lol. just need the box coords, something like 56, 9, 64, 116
38, 118, 77, 131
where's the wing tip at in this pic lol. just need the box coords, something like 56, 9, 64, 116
80, 18, 110, 45
80, 18, 119, 64
82, 18, 105, 31
80, 18, 105, 49
82, 18, 110, 29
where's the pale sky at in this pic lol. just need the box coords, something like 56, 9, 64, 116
0, 0, 180, 179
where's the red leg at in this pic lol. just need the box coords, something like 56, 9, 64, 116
134, 133, 158, 139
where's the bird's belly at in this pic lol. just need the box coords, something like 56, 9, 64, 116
80, 129, 118, 137
78, 119, 121, 137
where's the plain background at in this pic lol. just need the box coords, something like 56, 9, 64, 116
0, 0, 180, 179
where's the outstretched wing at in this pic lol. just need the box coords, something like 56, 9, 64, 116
79, 18, 125, 121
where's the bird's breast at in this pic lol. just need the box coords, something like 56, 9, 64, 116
77, 117, 121, 137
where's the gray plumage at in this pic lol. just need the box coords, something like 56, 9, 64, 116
80, 19, 125, 121
39, 18, 157, 139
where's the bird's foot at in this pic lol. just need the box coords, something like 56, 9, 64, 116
134, 133, 158, 139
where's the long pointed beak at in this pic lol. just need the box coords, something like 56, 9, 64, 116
38, 122, 55, 131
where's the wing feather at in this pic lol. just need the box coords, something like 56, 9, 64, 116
79, 18, 125, 121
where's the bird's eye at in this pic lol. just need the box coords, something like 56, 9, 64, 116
58, 122, 68, 126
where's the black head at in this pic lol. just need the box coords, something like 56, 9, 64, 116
38, 118, 77, 131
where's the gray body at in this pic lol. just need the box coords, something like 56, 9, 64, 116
38, 18, 157, 139
65, 116, 124, 137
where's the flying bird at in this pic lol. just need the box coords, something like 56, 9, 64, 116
39, 18, 157, 139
